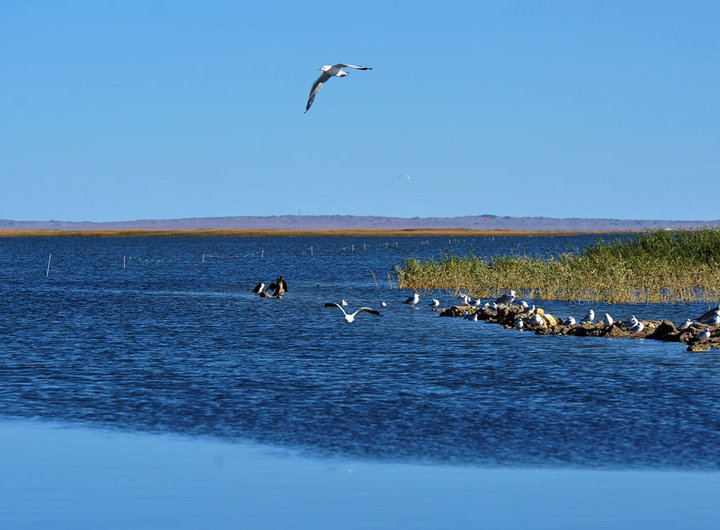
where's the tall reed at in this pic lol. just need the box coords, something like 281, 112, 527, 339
396, 230, 720, 303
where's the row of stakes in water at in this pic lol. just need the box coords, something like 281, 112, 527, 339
120, 243, 404, 266
44, 241, 423, 276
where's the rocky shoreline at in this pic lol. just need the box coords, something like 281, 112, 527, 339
437, 303, 720, 352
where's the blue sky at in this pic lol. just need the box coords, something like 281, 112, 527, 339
1, 0, 718, 222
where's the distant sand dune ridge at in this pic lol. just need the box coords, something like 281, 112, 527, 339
1, 215, 718, 233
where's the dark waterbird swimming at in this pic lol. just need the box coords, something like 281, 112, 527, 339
253, 276, 289, 298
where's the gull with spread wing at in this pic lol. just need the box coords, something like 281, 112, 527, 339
305, 64, 373, 112
323, 302, 382, 323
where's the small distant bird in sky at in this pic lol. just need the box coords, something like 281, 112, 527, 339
398, 173, 412, 180
305, 64, 373, 113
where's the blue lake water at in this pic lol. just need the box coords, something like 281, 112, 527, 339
2, 235, 720, 469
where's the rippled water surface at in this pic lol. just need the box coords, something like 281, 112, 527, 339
2, 235, 719, 469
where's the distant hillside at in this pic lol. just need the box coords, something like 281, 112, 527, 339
1, 215, 718, 232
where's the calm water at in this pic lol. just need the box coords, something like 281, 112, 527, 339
2, 235, 719, 469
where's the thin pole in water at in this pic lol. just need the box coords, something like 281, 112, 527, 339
261, 250, 264, 259
202, 253, 205, 263
46, 254, 52, 277
123, 255, 126, 269
310, 246, 313, 256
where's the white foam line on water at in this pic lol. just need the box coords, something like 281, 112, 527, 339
1, 419, 719, 530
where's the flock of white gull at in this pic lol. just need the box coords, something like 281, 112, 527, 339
297, 62, 719, 341
319, 289, 720, 342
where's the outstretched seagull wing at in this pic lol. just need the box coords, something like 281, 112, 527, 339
334, 64, 373, 70
323, 302, 347, 314
305, 72, 331, 112
356, 307, 382, 317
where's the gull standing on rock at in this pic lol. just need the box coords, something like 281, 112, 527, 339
520, 304, 535, 316
529, 314, 545, 327
496, 290, 516, 305
704, 310, 720, 327
624, 315, 639, 329
696, 328, 712, 342
581, 309, 595, 323
305, 64, 373, 112
430, 298, 440, 308
563, 317, 577, 326
603, 313, 614, 326
628, 320, 645, 333
678, 318, 693, 331
696, 303, 720, 323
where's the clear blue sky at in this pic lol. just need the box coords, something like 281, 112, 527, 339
1, 0, 718, 222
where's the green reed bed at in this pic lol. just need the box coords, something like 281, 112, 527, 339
396, 230, 720, 303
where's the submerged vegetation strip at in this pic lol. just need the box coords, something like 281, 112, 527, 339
397, 230, 720, 303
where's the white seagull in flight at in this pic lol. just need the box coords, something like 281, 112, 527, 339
305, 64, 373, 112
323, 303, 382, 323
